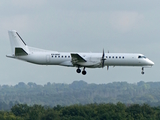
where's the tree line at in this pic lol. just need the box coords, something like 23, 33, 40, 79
0, 80, 160, 109
0, 103, 160, 120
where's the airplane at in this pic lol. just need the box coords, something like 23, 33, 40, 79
6, 30, 154, 75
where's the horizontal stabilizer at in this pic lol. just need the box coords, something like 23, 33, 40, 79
6, 55, 15, 58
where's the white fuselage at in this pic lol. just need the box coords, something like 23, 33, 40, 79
14, 49, 154, 68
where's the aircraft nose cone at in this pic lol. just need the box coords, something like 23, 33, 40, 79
151, 61, 154, 65
149, 60, 154, 66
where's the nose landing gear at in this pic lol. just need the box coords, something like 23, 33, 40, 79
141, 67, 144, 74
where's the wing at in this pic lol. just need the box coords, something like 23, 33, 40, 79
71, 53, 86, 65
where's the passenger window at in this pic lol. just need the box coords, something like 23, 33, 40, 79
122, 56, 124, 59
119, 56, 121, 59
62, 56, 63, 58
109, 56, 111, 58
106, 56, 108, 58
55, 56, 57, 58
68, 56, 70, 58
112, 56, 114, 58
116, 56, 118, 59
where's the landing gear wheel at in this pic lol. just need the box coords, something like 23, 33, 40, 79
141, 67, 144, 75
82, 70, 87, 75
76, 68, 81, 73
82, 67, 87, 75
141, 71, 144, 74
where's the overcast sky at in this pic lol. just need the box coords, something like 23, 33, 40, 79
0, 0, 159, 85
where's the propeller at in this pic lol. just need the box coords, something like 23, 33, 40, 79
101, 49, 106, 68
107, 50, 109, 70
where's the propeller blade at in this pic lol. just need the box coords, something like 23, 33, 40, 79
101, 49, 106, 68
102, 60, 104, 68
102, 49, 105, 58
107, 66, 109, 70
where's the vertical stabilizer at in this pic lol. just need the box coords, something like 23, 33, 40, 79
8, 30, 29, 56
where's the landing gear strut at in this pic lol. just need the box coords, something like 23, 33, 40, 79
141, 67, 144, 74
82, 67, 87, 75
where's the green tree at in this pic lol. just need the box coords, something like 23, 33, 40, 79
11, 104, 29, 117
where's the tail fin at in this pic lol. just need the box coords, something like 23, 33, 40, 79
8, 30, 30, 56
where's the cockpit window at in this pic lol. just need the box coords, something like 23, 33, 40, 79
138, 56, 146, 59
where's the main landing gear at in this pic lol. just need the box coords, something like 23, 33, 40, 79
141, 67, 144, 74
76, 67, 87, 75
